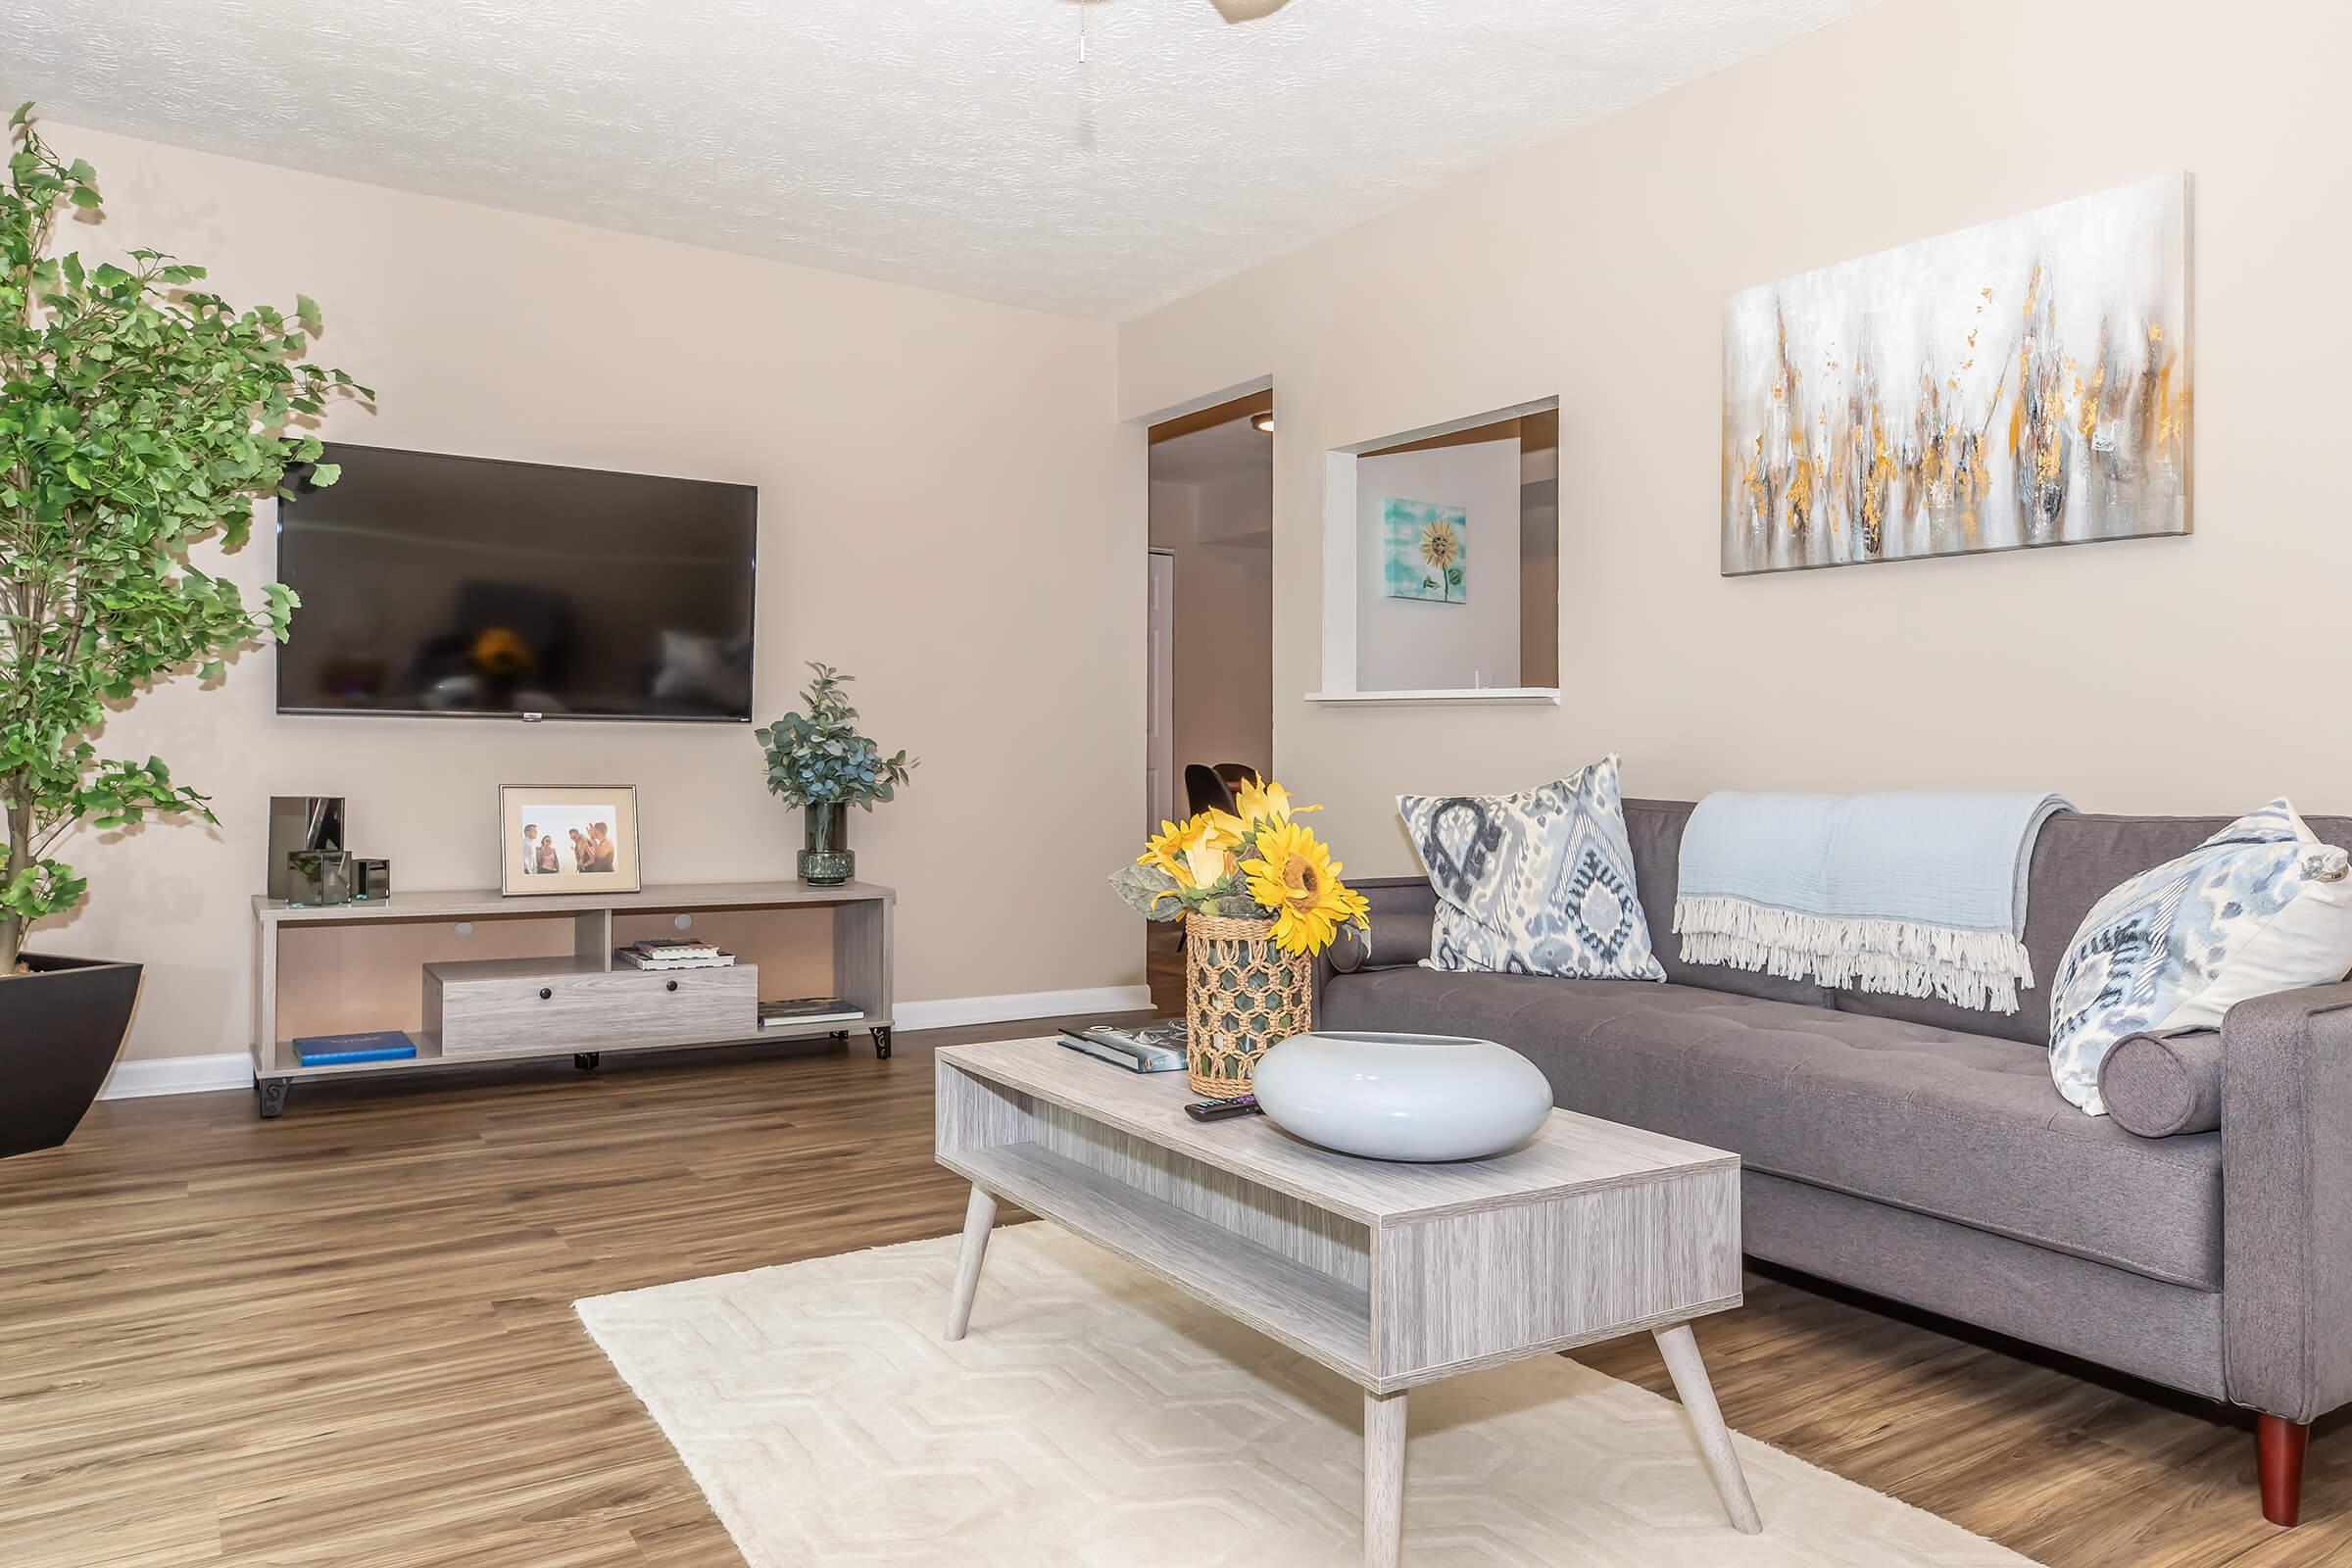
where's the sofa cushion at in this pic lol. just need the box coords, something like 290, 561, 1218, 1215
1327, 888, 1435, 973
2098, 1028, 2225, 1139
1622, 799, 1832, 1007
1832, 808, 2352, 1048
2051, 801, 2352, 1113
1399, 756, 1665, 981
1320, 966, 2221, 1290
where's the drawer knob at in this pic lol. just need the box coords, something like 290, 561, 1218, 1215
538, 987, 553, 1001
665, 979, 679, 993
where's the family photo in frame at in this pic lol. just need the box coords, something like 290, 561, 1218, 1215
499, 785, 642, 896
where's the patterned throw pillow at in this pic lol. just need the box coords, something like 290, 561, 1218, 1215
1397, 755, 1665, 981
2050, 800, 2352, 1114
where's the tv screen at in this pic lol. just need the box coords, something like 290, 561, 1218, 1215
274, 444, 757, 721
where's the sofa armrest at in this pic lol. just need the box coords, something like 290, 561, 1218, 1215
2223, 981, 2352, 1422
1314, 877, 1436, 1018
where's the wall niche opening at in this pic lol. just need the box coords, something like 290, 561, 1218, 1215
1315, 398, 1560, 704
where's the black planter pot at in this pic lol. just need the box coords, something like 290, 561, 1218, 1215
0, 954, 142, 1158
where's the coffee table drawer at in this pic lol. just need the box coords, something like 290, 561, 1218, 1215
428, 962, 759, 1057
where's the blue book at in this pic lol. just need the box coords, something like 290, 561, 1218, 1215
294, 1030, 418, 1066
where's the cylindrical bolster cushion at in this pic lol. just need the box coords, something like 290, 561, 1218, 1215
2097, 1027, 2225, 1138
1328, 909, 1435, 974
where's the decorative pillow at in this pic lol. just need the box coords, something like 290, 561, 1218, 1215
2095, 1027, 2224, 1139
1397, 755, 1665, 981
2050, 800, 2352, 1113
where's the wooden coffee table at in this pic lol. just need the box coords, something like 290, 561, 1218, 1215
934, 1038, 1760, 1566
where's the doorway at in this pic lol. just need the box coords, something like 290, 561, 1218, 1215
1144, 387, 1275, 1002
1147, 548, 1175, 833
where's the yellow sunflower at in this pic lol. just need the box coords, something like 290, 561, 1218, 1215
1231, 774, 1321, 828
1241, 820, 1372, 956
1420, 518, 1460, 572
1139, 810, 1243, 892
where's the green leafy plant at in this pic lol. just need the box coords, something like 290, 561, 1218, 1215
1, 107, 369, 970
755, 662, 916, 809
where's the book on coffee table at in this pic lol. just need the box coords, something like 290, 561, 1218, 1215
1057, 1018, 1187, 1073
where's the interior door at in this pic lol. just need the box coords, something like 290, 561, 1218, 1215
1146, 549, 1175, 832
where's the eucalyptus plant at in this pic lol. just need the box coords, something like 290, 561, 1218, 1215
1, 107, 368, 970
755, 662, 915, 809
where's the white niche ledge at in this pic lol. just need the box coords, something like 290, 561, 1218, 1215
1304, 688, 1560, 706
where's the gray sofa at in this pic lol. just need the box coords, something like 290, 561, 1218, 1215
1318, 797, 2352, 1527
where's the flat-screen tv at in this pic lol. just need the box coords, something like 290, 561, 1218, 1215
275, 444, 757, 721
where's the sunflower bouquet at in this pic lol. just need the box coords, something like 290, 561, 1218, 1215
1113, 777, 1371, 1097
1114, 777, 1370, 956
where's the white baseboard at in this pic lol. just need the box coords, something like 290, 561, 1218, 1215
894, 985, 1155, 1033
95, 986, 1155, 1102
102, 1052, 253, 1101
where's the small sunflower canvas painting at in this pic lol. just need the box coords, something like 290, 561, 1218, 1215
1382, 498, 1467, 604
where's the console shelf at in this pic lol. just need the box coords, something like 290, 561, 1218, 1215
250, 880, 895, 1118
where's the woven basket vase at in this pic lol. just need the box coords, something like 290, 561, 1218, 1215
1183, 912, 1312, 1099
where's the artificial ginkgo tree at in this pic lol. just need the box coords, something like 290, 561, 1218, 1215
1, 107, 368, 970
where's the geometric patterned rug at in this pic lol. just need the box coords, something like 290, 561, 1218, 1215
576, 1225, 2039, 1567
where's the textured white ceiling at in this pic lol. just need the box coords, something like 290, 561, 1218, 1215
2, 0, 1877, 318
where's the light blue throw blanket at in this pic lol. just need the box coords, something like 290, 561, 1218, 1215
1673, 791, 2074, 1013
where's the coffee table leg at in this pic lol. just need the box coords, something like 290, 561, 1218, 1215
1364, 1388, 1407, 1567
944, 1185, 998, 1342
1653, 1322, 1761, 1534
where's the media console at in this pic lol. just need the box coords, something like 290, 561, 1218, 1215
249, 880, 895, 1119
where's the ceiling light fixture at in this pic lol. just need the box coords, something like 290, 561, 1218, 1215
1252, 412, 1275, 433
1210, 0, 1298, 22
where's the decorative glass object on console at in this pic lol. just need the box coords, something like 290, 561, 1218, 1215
267, 795, 347, 902
801, 802, 854, 887
354, 858, 392, 901
286, 849, 356, 906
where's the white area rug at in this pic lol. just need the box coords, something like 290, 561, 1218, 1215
576, 1225, 2037, 1567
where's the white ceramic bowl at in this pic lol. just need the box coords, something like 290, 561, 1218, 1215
1250, 1031, 1552, 1162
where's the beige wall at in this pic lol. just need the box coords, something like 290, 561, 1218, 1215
1118, 0, 2352, 876
31, 124, 1143, 1063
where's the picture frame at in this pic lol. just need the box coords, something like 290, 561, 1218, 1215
500, 785, 643, 897
1721, 173, 2190, 574
1380, 497, 1467, 604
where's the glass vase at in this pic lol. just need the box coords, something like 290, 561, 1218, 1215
286, 849, 356, 906
800, 802, 854, 886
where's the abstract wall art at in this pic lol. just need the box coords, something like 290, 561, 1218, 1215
1382, 498, 1467, 603
1722, 174, 2190, 576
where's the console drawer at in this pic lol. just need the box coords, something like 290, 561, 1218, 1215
426, 960, 759, 1058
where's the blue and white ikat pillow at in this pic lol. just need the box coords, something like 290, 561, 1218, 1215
2051, 800, 2352, 1115
1397, 755, 1665, 982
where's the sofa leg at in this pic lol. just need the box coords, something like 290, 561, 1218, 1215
2258, 1414, 2310, 1527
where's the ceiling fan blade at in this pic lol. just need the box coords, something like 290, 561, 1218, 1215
1208, 0, 1294, 22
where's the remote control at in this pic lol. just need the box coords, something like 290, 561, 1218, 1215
1185, 1095, 1264, 1122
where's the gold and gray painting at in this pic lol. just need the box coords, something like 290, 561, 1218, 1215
1722, 174, 2189, 575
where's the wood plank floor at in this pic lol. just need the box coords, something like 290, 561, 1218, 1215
2, 956, 2343, 1565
